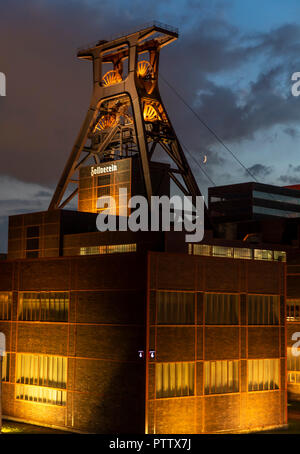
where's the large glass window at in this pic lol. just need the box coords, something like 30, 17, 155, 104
157, 292, 194, 324
204, 360, 239, 395
155, 362, 194, 398
248, 359, 279, 391
15, 354, 67, 406
0, 292, 12, 320
248, 295, 279, 325
205, 293, 239, 325
18, 292, 69, 322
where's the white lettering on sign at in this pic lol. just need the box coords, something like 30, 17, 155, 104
91, 164, 118, 177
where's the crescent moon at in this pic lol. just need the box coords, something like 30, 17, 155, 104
203, 155, 207, 164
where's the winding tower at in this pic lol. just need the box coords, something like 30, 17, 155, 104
49, 22, 204, 214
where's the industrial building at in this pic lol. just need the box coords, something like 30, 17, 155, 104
0, 23, 292, 433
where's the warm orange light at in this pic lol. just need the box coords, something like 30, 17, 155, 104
93, 114, 117, 132
143, 104, 160, 122
102, 70, 122, 87
137, 61, 153, 79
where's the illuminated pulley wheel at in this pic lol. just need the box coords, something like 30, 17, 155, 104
143, 103, 160, 122
137, 61, 153, 79
102, 70, 122, 87
94, 114, 116, 132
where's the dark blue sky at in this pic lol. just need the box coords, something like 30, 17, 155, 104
1, 0, 300, 251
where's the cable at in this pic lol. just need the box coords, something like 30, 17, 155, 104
160, 73, 259, 183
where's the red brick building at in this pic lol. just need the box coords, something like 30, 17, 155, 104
0, 213, 288, 433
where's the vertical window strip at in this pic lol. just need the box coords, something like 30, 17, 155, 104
18, 292, 69, 322
16, 353, 67, 390
287, 300, 300, 321
155, 362, 194, 398
0, 293, 12, 320
156, 292, 195, 325
248, 359, 280, 391
204, 293, 239, 325
204, 360, 239, 395
248, 295, 279, 325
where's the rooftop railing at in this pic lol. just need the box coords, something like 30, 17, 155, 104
77, 21, 178, 53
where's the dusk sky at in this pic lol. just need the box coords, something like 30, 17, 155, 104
1, 0, 300, 251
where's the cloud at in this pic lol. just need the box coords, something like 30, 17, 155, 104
278, 175, 300, 185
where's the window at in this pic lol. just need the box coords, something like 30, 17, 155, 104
18, 292, 69, 322
26, 225, 40, 258
274, 251, 286, 262
204, 360, 239, 395
16, 385, 66, 406
188, 244, 211, 256
287, 300, 300, 321
288, 372, 300, 384
16, 354, 67, 406
1, 353, 10, 382
254, 249, 273, 261
155, 362, 194, 398
0, 292, 12, 320
212, 245, 233, 258
157, 292, 194, 324
287, 347, 300, 372
248, 359, 279, 391
80, 244, 137, 255
188, 244, 286, 263
248, 295, 279, 325
233, 248, 252, 260
205, 293, 239, 325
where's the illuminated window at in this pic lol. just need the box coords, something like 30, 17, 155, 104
1, 353, 10, 382
16, 354, 67, 406
155, 362, 194, 398
233, 248, 252, 259
204, 360, 239, 395
287, 347, 300, 372
254, 249, 273, 261
205, 293, 239, 325
18, 292, 69, 322
16, 385, 66, 406
248, 359, 279, 391
157, 292, 194, 324
188, 244, 286, 262
0, 292, 12, 320
189, 244, 211, 256
288, 372, 300, 384
273, 251, 286, 262
212, 245, 233, 258
80, 244, 137, 255
247, 295, 279, 325
287, 300, 300, 321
